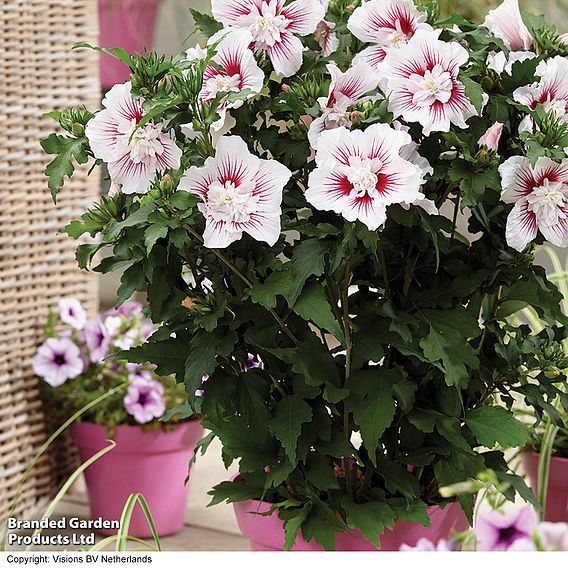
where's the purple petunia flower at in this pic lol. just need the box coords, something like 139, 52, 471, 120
475, 507, 539, 551
125, 363, 153, 382
32, 337, 84, 387
535, 522, 568, 551
105, 301, 143, 319
59, 298, 87, 330
83, 318, 111, 363
244, 353, 262, 372
123, 377, 165, 423
400, 538, 455, 551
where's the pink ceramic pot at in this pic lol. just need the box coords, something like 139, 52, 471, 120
98, 0, 163, 90
71, 420, 203, 537
234, 499, 469, 551
523, 451, 568, 522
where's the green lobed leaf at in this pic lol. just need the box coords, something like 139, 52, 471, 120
40, 133, 89, 203
341, 499, 397, 549
466, 406, 528, 448
268, 395, 313, 464
292, 283, 344, 343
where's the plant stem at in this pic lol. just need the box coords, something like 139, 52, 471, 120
181, 223, 299, 345
436, 181, 458, 208
341, 260, 354, 499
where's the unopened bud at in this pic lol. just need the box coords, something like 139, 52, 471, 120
281, 84, 289, 93
182, 297, 196, 310
160, 174, 174, 192
544, 366, 561, 379
346, 4, 356, 13
351, 111, 362, 122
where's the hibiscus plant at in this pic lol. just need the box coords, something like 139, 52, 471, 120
42, 0, 568, 550
35, 299, 189, 431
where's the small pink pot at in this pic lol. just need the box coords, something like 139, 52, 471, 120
234, 498, 469, 551
523, 451, 568, 522
98, 0, 163, 90
71, 421, 203, 537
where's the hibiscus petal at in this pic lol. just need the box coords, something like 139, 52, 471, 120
266, 32, 304, 77
506, 199, 538, 251
85, 109, 125, 162
353, 44, 388, 70
214, 136, 261, 186
179, 158, 218, 200
253, 159, 291, 210
333, 61, 379, 102
155, 132, 182, 171
108, 154, 155, 195
345, 196, 388, 230
541, 218, 568, 248
210, 0, 257, 27
499, 156, 536, 203
316, 126, 369, 166
533, 156, 568, 186
203, 218, 242, 248
238, 211, 282, 245
483, 0, 533, 51
281, 0, 325, 35
347, 0, 431, 44
101, 82, 144, 122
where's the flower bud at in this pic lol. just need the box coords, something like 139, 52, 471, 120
160, 173, 174, 192
182, 297, 196, 310
346, 4, 356, 13
281, 84, 289, 93
544, 366, 561, 379
478, 122, 503, 152
350, 111, 362, 122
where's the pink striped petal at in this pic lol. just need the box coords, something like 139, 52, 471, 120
506, 199, 538, 251
108, 153, 155, 195
541, 216, 568, 247
347, 0, 431, 44
353, 44, 388, 70
266, 32, 305, 77
211, 0, 258, 27
499, 156, 539, 203
281, 0, 326, 35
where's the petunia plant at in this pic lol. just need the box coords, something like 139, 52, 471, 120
42, 0, 568, 550
35, 299, 190, 431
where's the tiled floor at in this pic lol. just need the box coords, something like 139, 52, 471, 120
7, 437, 249, 552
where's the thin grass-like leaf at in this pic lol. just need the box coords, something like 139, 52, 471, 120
25, 441, 116, 551
116, 494, 161, 552
0, 383, 127, 551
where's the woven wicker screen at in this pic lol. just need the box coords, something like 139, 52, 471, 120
0, 0, 100, 521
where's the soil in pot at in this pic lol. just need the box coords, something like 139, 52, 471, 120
71, 420, 203, 538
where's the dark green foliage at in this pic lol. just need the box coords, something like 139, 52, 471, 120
41, 2, 568, 552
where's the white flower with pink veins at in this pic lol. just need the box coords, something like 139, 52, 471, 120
499, 156, 568, 251
179, 136, 292, 248
380, 30, 477, 136
483, 0, 533, 51
347, 0, 432, 71
514, 57, 568, 125
85, 82, 182, 194
210, 0, 325, 77
308, 62, 379, 148
306, 124, 425, 230
200, 30, 264, 130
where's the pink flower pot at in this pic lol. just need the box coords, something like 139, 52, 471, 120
523, 451, 568, 522
71, 420, 203, 537
233, 499, 469, 551
98, 0, 163, 90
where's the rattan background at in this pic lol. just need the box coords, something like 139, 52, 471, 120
0, 0, 100, 522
